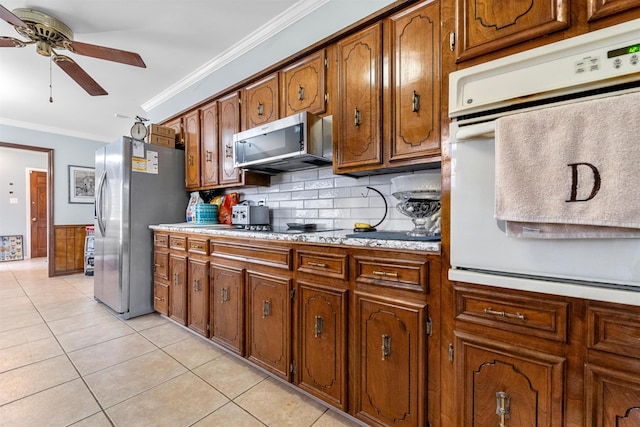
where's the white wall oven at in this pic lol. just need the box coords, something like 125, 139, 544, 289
449, 19, 640, 305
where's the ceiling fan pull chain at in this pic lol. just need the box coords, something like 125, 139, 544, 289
49, 54, 53, 103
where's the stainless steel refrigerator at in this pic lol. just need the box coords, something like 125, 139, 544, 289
94, 137, 185, 319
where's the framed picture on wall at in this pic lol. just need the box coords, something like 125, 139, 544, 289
69, 165, 95, 204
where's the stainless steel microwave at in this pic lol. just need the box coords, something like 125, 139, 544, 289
233, 112, 332, 174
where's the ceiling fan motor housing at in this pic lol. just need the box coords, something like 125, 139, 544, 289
12, 8, 73, 54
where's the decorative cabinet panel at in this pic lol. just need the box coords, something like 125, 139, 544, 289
187, 257, 210, 337
164, 116, 183, 149
585, 363, 640, 427
200, 101, 219, 188
243, 73, 279, 130
282, 49, 326, 116
334, 22, 383, 173
455, 0, 569, 62
184, 109, 201, 190
455, 331, 565, 427
153, 282, 169, 316
588, 0, 640, 22
218, 91, 241, 186
169, 254, 188, 325
153, 251, 169, 281
247, 271, 292, 381
297, 281, 348, 411
210, 263, 245, 355
354, 293, 427, 427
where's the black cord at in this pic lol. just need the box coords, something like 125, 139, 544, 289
365, 186, 387, 229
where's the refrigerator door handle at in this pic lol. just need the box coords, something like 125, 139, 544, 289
96, 170, 107, 236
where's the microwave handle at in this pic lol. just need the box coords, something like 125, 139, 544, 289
454, 121, 496, 140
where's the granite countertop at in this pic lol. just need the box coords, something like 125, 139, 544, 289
150, 223, 441, 252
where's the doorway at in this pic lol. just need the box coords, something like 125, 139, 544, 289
29, 170, 48, 258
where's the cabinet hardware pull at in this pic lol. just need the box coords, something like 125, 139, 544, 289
257, 102, 264, 116
194, 279, 200, 292
373, 270, 399, 278
484, 307, 525, 321
308, 261, 328, 268
449, 32, 456, 52
496, 391, 511, 427
381, 334, 391, 360
412, 90, 421, 112
298, 85, 305, 100
314, 315, 324, 337
154, 296, 163, 301
173, 273, 179, 285
354, 108, 361, 126
225, 144, 233, 158
206, 150, 212, 162
221, 287, 229, 303
263, 300, 271, 318
188, 155, 194, 166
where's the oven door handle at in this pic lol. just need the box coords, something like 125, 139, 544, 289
455, 121, 496, 140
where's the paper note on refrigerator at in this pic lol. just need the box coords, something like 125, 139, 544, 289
147, 151, 158, 174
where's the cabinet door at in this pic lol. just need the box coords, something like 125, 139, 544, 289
282, 50, 326, 116
335, 22, 383, 173
218, 91, 241, 186
164, 117, 183, 148
153, 251, 169, 280
585, 363, 640, 427
200, 101, 219, 188
169, 254, 187, 325
354, 293, 427, 427
243, 73, 279, 130
184, 110, 201, 190
455, 0, 568, 62
188, 258, 209, 337
298, 281, 348, 410
456, 331, 565, 427
388, 0, 440, 164
211, 264, 245, 355
153, 281, 169, 316
247, 271, 292, 380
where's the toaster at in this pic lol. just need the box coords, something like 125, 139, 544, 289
231, 205, 269, 226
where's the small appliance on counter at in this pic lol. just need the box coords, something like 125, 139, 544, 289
231, 203, 270, 229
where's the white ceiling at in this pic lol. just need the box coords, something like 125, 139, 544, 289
0, 0, 313, 142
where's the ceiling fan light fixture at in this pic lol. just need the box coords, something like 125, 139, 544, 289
36, 40, 51, 56
12, 8, 73, 47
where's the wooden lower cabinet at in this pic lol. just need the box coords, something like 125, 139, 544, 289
353, 293, 428, 427
153, 281, 169, 316
210, 262, 245, 355
169, 254, 187, 325
187, 257, 210, 337
585, 362, 640, 427
246, 271, 292, 381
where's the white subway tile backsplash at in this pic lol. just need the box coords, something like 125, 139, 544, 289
304, 178, 334, 190
304, 199, 334, 209
291, 189, 319, 200
279, 181, 305, 192
319, 187, 351, 199
295, 209, 319, 218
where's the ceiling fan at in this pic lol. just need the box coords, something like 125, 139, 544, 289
0, 4, 146, 96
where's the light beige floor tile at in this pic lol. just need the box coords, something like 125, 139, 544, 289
124, 312, 171, 331
0, 303, 39, 320
194, 402, 266, 427
0, 322, 53, 350
107, 372, 229, 427
84, 349, 187, 408
68, 333, 157, 375
68, 411, 113, 427
194, 353, 268, 399
139, 321, 194, 347
36, 299, 104, 322
56, 318, 134, 352
0, 336, 63, 373
163, 335, 225, 369
0, 354, 79, 405
0, 287, 25, 299
47, 309, 118, 335
0, 378, 101, 427
235, 377, 327, 427
0, 311, 44, 333
312, 410, 364, 427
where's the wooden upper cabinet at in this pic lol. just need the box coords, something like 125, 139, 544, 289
387, 0, 441, 164
183, 109, 201, 190
282, 49, 327, 116
455, 0, 569, 62
200, 101, 219, 188
218, 91, 241, 186
164, 117, 184, 149
588, 0, 640, 23
334, 22, 383, 174
243, 73, 279, 130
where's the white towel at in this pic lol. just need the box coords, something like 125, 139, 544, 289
495, 90, 640, 238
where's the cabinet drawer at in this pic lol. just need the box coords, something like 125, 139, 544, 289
153, 251, 169, 280
455, 284, 568, 343
297, 250, 347, 280
154, 282, 169, 316
354, 255, 428, 293
587, 303, 640, 359
187, 238, 209, 255
154, 233, 169, 248
169, 235, 187, 251
212, 241, 292, 270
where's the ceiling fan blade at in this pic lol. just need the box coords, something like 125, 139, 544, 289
65, 40, 146, 68
0, 4, 29, 29
0, 36, 27, 47
53, 55, 108, 96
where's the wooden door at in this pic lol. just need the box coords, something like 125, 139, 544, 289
335, 22, 383, 173
282, 50, 326, 116
184, 110, 201, 190
29, 170, 47, 258
388, 0, 441, 164
218, 92, 241, 186
247, 271, 292, 380
188, 258, 210, 337
169, 254, 188, 325
243, 73, 279, 130
200, 101, 219, 188
456, 331, 565, 427
585, 363, 640, 427
154, 281, 169, 315
211, 263, 245, 355
164, 117, 183, 148
298, 281, 347, 410
354, 293, 427, 427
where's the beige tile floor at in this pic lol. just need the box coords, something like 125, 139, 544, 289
0, 258, 364, 427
